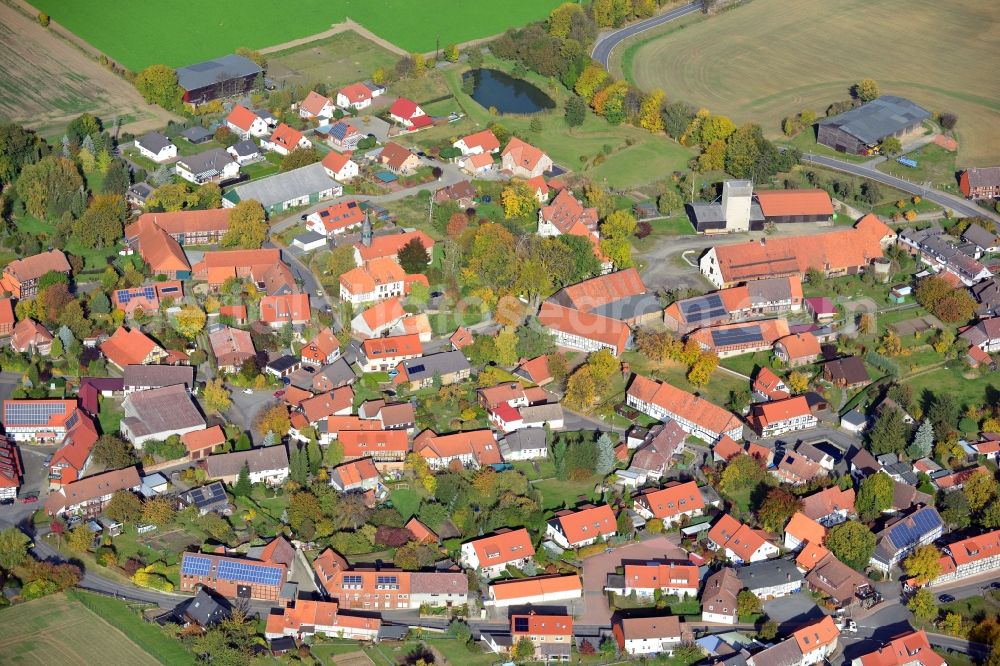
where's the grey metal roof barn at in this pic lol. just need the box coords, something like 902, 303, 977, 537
818, 96, 930, 145
223, 162, 339, 211
176, 55, 262, 92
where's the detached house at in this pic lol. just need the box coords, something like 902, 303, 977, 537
329, 458, 382, 495
306, 199, 365, 237
359, 334, 422, 373
546, 504, 617, 549
388, 98, 431, 129
260, 293, 310, 328
748, 396, 817, 437
774, 332, 822, 367
136, 131, 177, 162
737, 558, 804, 599
853, 630, 944, 666
325, 119, 363, 151
100, 327, 166, 370
262, 123, 312, 156
460, 528, 536, 578
538, 190, 599, 238
175, 148, 240, 185
299, 91, 336, 120
351, 296, 405, 338
801, 485, 856, 527
870, 506, 943, 573
746, 616, 839, 666
2, 249, 71, 299
614, 616, 683, 657
10, 319, 53, 356
205, 446, 290, 487
337, 82, 378, 110
960, 317, 1000, 354
265, 600, 380, 642
453, 129, 500, 156
44, 466, 141, 517
701, 567, 741, 624
209, 326, 256, 373
339, 257, 405, 305
610, 561, 699, 599
225, 105, 269, 139
393, 351, 471, 390
626, 375, 744, 443
301, 328, 340, 367
501, 137, 552, 179
321, 151, 359, 182
379, 142, 420, 175
960, 167, 1000, 199
752, 367, 790, 402
632, 481, 706, 527
707, 513, 779, 564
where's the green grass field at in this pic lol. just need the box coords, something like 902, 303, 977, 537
29, 0, 563, 70
621, 0, 1000, 167
876, 143, 961, 193
904, 364, 1000, 411
268, 31, 398, 90
0, 592, 184, 666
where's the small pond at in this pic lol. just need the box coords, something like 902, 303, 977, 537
462, 68, 555, 115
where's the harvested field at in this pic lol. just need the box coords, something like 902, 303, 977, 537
0, 593, 160, 666
333, 651, 377, 666
268, 31, 398, 91
623, 0, 1000, 166
0, 2, 177, 139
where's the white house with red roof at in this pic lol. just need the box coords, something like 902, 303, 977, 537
927, 529, 1000, 587
260, 294, 311, 328
538, 190, 599, 238
460, 528, 536, 578
306, 200, 365, 237
748, 396, 817, 437
538, 301, 631, 357
299, 91, 337, 120
752, 367, 790, 402
546, 504, 617, 549
261, 123, 312, 156
389, 98, 431, 129
611, 561, 700, 599
337, 82, 380, 110
453, 129, 500, 156
707, 514, 779, 564
501, 137, 552, 179
321, 151, 359, 182
225, 105, 269, 139
632, 481, 706, 527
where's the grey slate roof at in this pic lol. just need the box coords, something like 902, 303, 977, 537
137, 131, 173, 154
230, 139, 260, 157
177, 148, 235, 177
736, 558, 804, 591
123, 364, 194, 391
176, 54, 262, 91
818, 95, 931, 144
590, 294, 663, 321
964, 166, 1000, 190
500, 428, 547, 455
206, 445, 289, 478
120, 384, 205, 438
689, 201, 764, 227
128, 182, 154, 200
399, 351, 471, 382
225, 162, 335, 209
181, 126, 213, 143
182, 588, 230, 627
963, 223, 997, 249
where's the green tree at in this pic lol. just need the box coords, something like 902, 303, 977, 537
880, 136, 902, 156
940, 489, 971, 529
195, 182, 222, 209
720, 453, 766, 497
223, 200, 268, 248
927, 393, 959, 439
867, 407, 909, 455
0, 527, 31, 570
67, 524, 94, 552
759, 619, 779, 641
595, 433, 616, 476
148, 182, 197, 212
494, 326, 519, 367
564, 94, 587, 130
758, 488, 802, 533
103, 158, 131, 196
826, 521, 876, 571
907, 588, 938, 623
233, 463, 252, 497
856, 472, 894, 520
737, 590, 762, 618
397, 238, 430, 273
74, 193, 127, 248
0, 122, 46, 186
141, 497, 176, 526
202, 378, 232, 414
134, 65, 183, 110
280, 147, 321, 172
16, 156, 84, 219
908, 419, 935, 459
903, 544, 942, 582
853, 78, 880, 102
448, 619, 473, 644
91, 435, 138, 470
964, 470, 998, 512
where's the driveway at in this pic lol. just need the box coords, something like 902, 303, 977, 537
762, 592, 825, 630
578, 535, 687, 626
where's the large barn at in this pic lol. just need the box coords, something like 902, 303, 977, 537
687, 181, 834, 233
817, 96, 930, 156
176, 54, 262, 106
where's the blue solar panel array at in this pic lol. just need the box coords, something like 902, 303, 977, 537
116, 287, 157, 304
217, 559, 283, 586
711, 325, 763, 347
4, 401, 69, 426
182, 555, 212, 576
679, 293, 727, 324
888, 508, 942, 549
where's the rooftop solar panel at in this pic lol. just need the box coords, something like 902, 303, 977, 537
679, 293, 728, 323
4, 402, 69, 426
888, 508, 942, 549
514, 617, 530, 632
711, 325, 763, 347
181, 555, 212, 576
217, 559, 282, 586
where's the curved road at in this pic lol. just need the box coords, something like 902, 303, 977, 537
591, 2, 703, 70
803, 153, 1000, 223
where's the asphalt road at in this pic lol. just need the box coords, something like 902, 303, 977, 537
802, 153, 1000, 223
591, 2, 703, 70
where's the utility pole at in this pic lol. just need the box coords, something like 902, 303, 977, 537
436, 36, 440, 61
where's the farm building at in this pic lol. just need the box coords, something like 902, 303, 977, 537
223, 163, 341, 215
176, 54, 262, 106
959, 167, 1000, 199
817, 96, 931, 155
687, 181, 833, 233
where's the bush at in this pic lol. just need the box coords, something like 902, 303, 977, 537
634, 221, 652, 239
37, 12, 50, 27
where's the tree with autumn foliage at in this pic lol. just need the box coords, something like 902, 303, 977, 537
255, 404, 291, 438
903, 544, 942, 583
501, 180, 538, 219
564, 366, 597, 409
757, 488, 802, 532
639, 89, 665, 132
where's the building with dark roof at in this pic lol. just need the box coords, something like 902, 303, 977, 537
736, 558, 804, 598
122, 364, 194, 394
393, 351, 471, 390
176, 148, 240, 185
176, 54, 262, 105
960, 167, 1000, 200
817, 96, 931, 155
178, 481, 230, 516
180, 551, 286, 601
120, 384, 206, 446
870, 506, 943, 573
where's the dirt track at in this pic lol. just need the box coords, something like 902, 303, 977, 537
0, 1, 178, 138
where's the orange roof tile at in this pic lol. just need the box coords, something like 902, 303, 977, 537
489, 574, 582, 601
538, 302, 630, 354
269, 123, 306, 151
100, 327, 161, 367
624, 561, 699, 590
713, 435, 744, 461
467, 528, 535, 567
755, 189, 834, 218
321, 151, 354, 174
785, 511, 827, 545
182, 425, 225, 453
635, 481, 705, 520
553, 504, 617, 545
858, 630, 943, 666
331, 458, 379, 487
339, 429, 410, 458
753, 367, 790, 400
801, 486, 856, 522
776, 332, 822, 360
300, 91, 334, 116
339, 83, 372, 104
340, 257, 405, 295
459, 129, 500, 153
450, 326, 474, 350
796, 540, 830, 570
135, 208, 230, 236
359, 296, 405, 332
516, 355, 552, 384
751, 396, 812, 428
792, 615, 839, 653
405, 517, 438, 544
361, 333, 422, 359
556, 268, 646, 312
260, 293, 310, 324
301, 328, 339, 364
226, 105, 260, 132
301, 388, 354, 423
356, 230, 435, 264
627, 375, 743, 438
413, 429, 501, 466
501, 137, 547, 172
511, 613, 573, 637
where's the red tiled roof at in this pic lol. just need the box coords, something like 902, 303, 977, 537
182, 425, 225, 454
538, 302, 630, 354
713, 435, 743, 461
627, 375, 742, 438
557, 267, 646, 312
635, 481, 705, 520
356, 230, 435, 264
792, 616, 840, 654
753, 367, 790, 401
801, 486, 856, 521
501, 137, 547, 172
489, 574, 582, 601
340, 257, 405, 295
467, 528, 535, 568
339, 83, 372, 104
755, 189, 834, 218
389, 98, 420, 120
553, 504, 617, 546
226, 105, 259, 131
413, 429, 501, 466
301, 388, 354, 423
269, 123, 306, 150
776, 332, 822, 360
359, 296, 405, 332
101, 327, 160, 367
300, 91, 333, 116
459, 129, 500, 153
858, 630, 943, 666
260, 294, 310, 324
321, 151, 355, 174
218, 304, 248, 320
450, 326, 474, 350
339, 429, 409, 459
785, 511, 826, 544
751, 396, 812, 428
361, 334, 422, 359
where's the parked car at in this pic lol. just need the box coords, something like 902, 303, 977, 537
19, 494, 38, 504
243, 388, 253, 394
938, 594, 955, 603
303, 366, 315, 373
273, 390, 285, 398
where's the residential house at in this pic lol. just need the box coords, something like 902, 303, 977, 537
701, 567, 741, 624
3, 399, 81, 443
113, 281, 185, 318
299, 91, 336, 120
611, 561, 699, 599
0, 436, 22, 500
100, 327, 166, 371
358, 400, 415, 432
737, 558, 804, 599
131, 207, 233, 246
358, 334, 422, 372
222, 162, 340, 214
265, 600, 381, 641
354, 229, 435, 266
504, 613, 573, 662
260, 293, 311, 328
514, 355, 553, 386
538, 190, 599, 238
460, 528, 536, 579
501, 137, 552, 179
749, 396, 817, 438
613, 616, 683, 657
305, 200, 365, 238
538, 302, 631, 357
774, 332, 822, 367
337, 83, 377, 110
664, 276, 804, 335
772, 450, 826, 486
870, 506, 944, 573
120, 384, 206, 446
784, 512, 826, 551
632, 480, 706, 527
205, 446, 290, 486
746, 616, 839, 666
225, 105, 268, 139
433, 180, 477, 208
453, 129, 500, 156
177, 480, 230, 515
379, 142, 420, 174
960, 317, 1000, 354
963, 224, 998, 255
180, 552, 286, 601
707, 514, 779, 564
458, 151, 496, 175
325, 119, 363, 151
1, 249, 72, 299
393, 351, 471, 390
310, 358, 357, 392
388, 98, 430, 129
626, 375, 744, 443
182, 426, 226, 461
700, 215, 895, 288
301, 328, 340, 367
412, 429, 500, 470
805, 552, 875, 607
959, 167, 1000, 199
135, 131, 177, 162
927, 528, 1000, 587
175, 148, 239, 185
449, 326, 474, 352
261, 123, 312, 156
300, 388, 354, 425
126, 182, 154, 208
689, 319, 791, 358
752, 367, 790, 402
853, 630, 944, 666
312, 549, 468, 610
351, 296, 405, 338
339, 257, 406, 305
823, 356, 871, 389
339, 430, 409, 469
321, 151, 359, 182
498, 429, 548, 461
43, 466, 141, 517
46, 412, 99, 488
485, 574, 582, 608
122, 215, 191, 279
328, 458, 382, 494
10, 319, 53, 355
801, 486, 856, 527
546, 504, 617, 549
209, 326, 256, 373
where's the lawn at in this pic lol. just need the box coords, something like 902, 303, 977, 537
390, 487, 423, 519
875, 142, 961, 193
623, 353, 749, 409
28, 0, 565, 70
0, 591, 191, 666
97, 397, 124, 436
904, 364, 1000, 411
534, 477, 598, 511
269, 30, 397, 91
622, 0, 1000, 166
